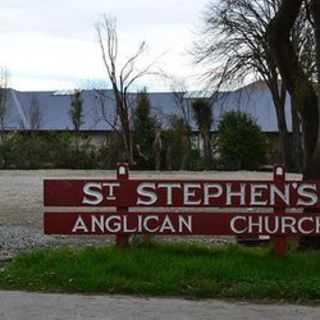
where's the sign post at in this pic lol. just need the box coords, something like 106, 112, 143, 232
116, 163, 130, 248
272, 165, 287, 256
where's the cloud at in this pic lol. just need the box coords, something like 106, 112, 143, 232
0, 0, 208, 91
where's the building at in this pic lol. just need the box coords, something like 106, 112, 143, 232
1, 81, 292, 161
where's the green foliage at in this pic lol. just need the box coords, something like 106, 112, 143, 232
217, 111, 267, 170
0, 136, 12, 168
1, 244, 320, 301
192, 98, 212, 133
96, 133, 125, 169
133, 89, 158, 169
163, 116, 193, 170
0, 111, 266, 171
192, 98, 214, 169
69, 90, 84, 131
0, 132, 98, 170
8, 133, 54, 169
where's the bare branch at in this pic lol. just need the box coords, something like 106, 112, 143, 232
95, 14, 161, 164
0, 68, 9, 130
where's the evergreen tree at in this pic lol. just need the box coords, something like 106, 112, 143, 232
192, 98, 213, 169
217, 111, 267, 170
133, 89, 157, 169
69, 89, 84, 158
69, 90, 84, 132
164, 116, 193, 170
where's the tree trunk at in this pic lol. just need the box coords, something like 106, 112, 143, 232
179, 130, 192, 171
112, 88, 135, 166
202, 132, 212, 169
273, 96, 291, 169
268, 0, 320, 248
303, 1, 320, 248
312, 0, 320, 88
268, 80, 297, 171
119, 106, 134, 166
290, 100, 303, 172
269, 0, 319, 176
153, 130, 162, 171
166, 145, 173, 170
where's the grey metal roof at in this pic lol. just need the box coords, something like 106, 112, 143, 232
3, 81, 292, 133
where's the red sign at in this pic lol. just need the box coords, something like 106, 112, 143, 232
44, 212, 320, 236
44, 179, 320, 209
43, 164, 317, 255
44, 180, 121, 207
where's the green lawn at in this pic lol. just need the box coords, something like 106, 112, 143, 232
0, 244, 320, 301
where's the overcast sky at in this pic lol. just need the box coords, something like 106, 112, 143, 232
0, 0, 209, 91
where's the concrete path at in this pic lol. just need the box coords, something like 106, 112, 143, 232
0, 291, 319, 320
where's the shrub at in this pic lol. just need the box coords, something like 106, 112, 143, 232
0, 132, 98, 170
163, 116, 193, 170
217, 111, 267, 170
192, 98, 214, 169
133, 89, 158, 169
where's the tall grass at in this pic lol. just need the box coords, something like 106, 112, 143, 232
0, 244, 320, 301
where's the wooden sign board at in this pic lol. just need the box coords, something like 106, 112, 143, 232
43, 164, 319, 255
44, 179, 320, 209
44, 212, 320, 236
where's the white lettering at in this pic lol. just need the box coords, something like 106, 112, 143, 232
72, 215, 88, 233
297, 217, 314, 235
316, 217, 320, 234
281, 216, 296, 233
184, 184, 201, 205
82, 183, 103, 205
297, 184, 318, 206
226, 184, 246, 206
250, 184, 268, 206
105, 216, 122, 233
158, 183, 181, 206
270, 184, 290, 206
123, 216, 137, 233
143, 216, 160, 233
102, 182, 120, 200
248, 216, 263, 233
159, 215, 176, 233
204, 184, 223, 205
137, 183, 157, 205
230, 216, 248, 234
264, 216, 279, 234
178, 215, 193, 233
91, 215, 104, 232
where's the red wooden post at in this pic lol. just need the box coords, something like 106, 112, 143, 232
115, 163, 130, 248
273, 165, 287, 257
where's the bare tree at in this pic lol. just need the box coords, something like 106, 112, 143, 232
96, 15, 157, 165
268, 0, 320, 178
0, 68, 9, 169
163, 75, 191, 125
29, 95, 43, 130
193, 0, 314, 171
160, 74, 196, 168
268, 0, 320, 248
0, 68, 9, 132
311, 0, 320, 99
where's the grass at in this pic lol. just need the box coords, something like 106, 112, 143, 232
0, 243, 320, 301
